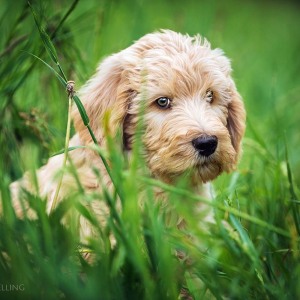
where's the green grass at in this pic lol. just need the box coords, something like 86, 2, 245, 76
0, 0, 300, 299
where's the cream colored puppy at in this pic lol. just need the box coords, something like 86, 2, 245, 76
8, 30, 245, 233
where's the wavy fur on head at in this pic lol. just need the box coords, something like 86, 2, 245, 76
8, 30, 245, 235
73, 29, 245, 183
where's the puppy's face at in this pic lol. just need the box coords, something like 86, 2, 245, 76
74, 30, 246, 184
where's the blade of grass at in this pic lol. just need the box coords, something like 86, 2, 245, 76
28, 1, 67, 81
51, 0, 79, 38
29, 2, 123, 202
72, 95, 90, 129
24, 52, 67, 87
51, 94, 72, 212
140, 176, 292, 239
284, 134, 300, 236
51, 145, 87, 157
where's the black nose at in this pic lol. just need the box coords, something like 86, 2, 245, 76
192, 135, 218, 157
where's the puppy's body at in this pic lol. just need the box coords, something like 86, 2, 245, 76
7, 30, 245, 236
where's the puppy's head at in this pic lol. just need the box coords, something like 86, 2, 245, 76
73, 30, 246, 184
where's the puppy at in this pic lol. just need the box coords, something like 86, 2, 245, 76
8, 30, 245, 237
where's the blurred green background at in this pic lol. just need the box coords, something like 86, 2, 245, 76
0, 1, 300, 299
1, 0, 299, 184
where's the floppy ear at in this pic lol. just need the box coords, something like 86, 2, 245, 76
212, 49, 246, 157
227, 88, 246, 157
72, 53, 133, 145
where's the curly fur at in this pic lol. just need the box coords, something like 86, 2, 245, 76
7, 30, 246, 237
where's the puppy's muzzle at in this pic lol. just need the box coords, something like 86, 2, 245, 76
192, 135, 218, 157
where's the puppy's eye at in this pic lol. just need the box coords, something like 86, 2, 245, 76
156, 97, 171, 109
206, 89, 214, 103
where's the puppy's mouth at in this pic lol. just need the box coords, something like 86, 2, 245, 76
194, 155, 222, 182
195, 152, 215, 165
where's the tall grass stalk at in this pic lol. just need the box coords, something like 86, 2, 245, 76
29, 2, 124, 202
51, 92, 72, 211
